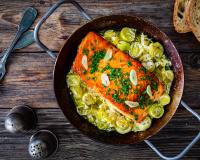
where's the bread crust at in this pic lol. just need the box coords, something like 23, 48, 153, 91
173, 0, 191, 33
186, 0, 200, 42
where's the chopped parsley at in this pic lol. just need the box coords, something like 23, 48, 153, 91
83, 48, 89, 55
134, 115, 138, 121
82, 70, 87, 74
151, 82, 158, 91
139, 67, 147, 74
140, 77, 146, 80
124, 105, 129, 109
127, 61, 132, 67
101, 64, 112, 72
134, 89, 139, 94
90, 50, 106, 74
106, 88, 111, 95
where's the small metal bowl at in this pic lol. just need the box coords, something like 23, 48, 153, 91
4, 105, 37, 133
28, 130, 59, 159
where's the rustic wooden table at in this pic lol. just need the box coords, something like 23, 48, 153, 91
0, 0, 199, 159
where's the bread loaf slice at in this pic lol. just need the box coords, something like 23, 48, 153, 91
173, 0, 191, 33
186, 0, 200, 42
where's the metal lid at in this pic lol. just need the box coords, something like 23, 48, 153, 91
4, 105, 37, 133
28, 130, 59, 159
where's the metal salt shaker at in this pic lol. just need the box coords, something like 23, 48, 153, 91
28, 130, 59, 159
4, 105, 37, 133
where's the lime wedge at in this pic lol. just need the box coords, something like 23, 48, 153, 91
119, 27, 136, 42
159, 93, 171, 105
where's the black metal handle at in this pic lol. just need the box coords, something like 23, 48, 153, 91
34, 0, 92, 59
145, 100, 200, 160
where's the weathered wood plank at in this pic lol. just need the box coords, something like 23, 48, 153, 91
0, 0, 200, 52
0, 52, 199, 109
0, 108, 199, 160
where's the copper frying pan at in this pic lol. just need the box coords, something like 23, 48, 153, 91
34, 0, 200, 159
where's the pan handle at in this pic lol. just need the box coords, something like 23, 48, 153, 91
145, 100, 200, 160
34, 0, 92, 59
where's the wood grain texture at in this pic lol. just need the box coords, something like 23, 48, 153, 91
0, 52, 199, 109
0, 0, 200, 52
0, 0, 199, 159
0, 108, 199, 160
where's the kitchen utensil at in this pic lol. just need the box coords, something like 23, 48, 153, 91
28, 130, 58, 159
0, 7, 37, 81
4, 105, 37, 133
0, 31, 35, 58
33, 0, 199, 159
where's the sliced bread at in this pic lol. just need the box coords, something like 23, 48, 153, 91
186, 0, 200, 42
173, 0, 191, 33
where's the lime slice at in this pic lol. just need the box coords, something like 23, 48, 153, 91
159, 93, 171, 105
129, 42, 142, 58
119, 27, 136, 42
146, 85, 152, 97
116, 41, 130, 52
148, 104, 164, 119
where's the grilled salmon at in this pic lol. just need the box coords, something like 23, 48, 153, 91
72, 32, 164, 122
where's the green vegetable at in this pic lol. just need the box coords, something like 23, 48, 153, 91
71, 86, 84, 99
76, 104, 89, 115
159, 93, 171, 105
148, 104, 164, 118
119, 27, 136, 42
127, 61, 132, 67
90, 50, 106, 74
83, 48, 89, 55
129, 42, 143, 58
132, 116, 152, 132
67, 74, 81, 87
115, 116, 132, 134
103, 30, 117, 40
162, 70, 174, 82
142, 61, 155, 72
116, 41, 130, 52
149, 42, 164, 58
139, 53, 152, 62
82, 92, 97, 105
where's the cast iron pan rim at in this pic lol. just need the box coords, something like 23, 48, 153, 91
53, 14, 184, 145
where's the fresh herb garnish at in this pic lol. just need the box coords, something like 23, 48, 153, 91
134, 115, 138, 121
90, 50, 106, 74
82, 70, 87, 74
140, 77, 146, 80
139, 67, 147, 74
124, 105, 129, 109
83, 48, 89, 55
101, 64, 111, 72
151, 82, 158, 91
106, 88, 111, 95
134, 89, 139, 94
127, 61, 132, 67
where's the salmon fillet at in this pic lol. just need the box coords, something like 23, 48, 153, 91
72, 32, 164, 122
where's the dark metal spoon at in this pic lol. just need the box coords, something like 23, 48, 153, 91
0, 7, 37, 81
